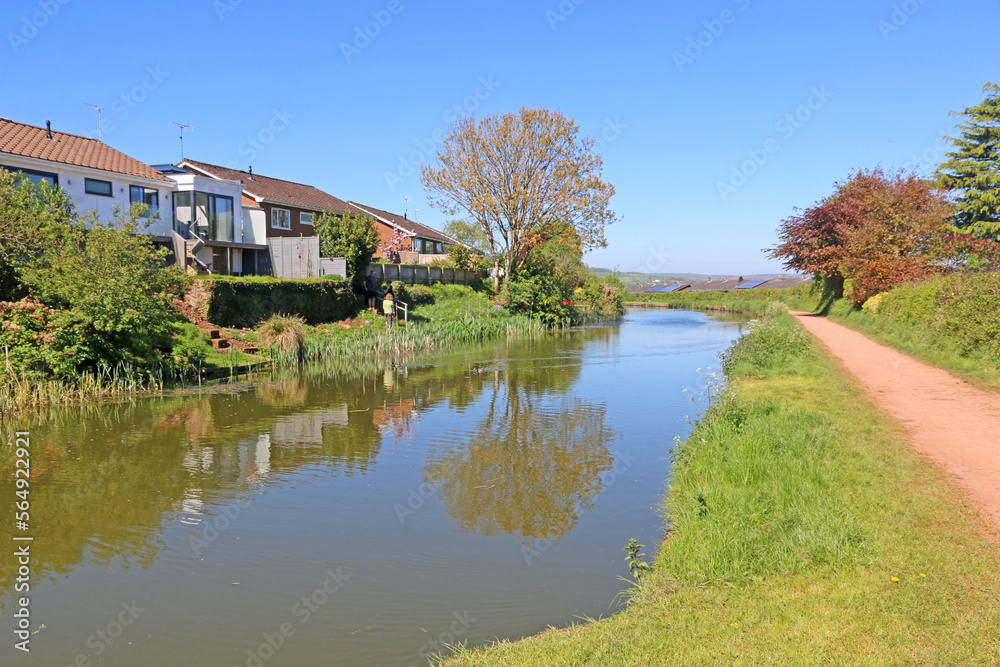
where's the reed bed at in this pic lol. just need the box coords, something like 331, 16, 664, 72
273, 314, 548, 366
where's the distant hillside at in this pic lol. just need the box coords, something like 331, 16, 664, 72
589, 268, 709, 288
588, 268, 807, 290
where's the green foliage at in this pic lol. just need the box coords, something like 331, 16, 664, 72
718, 309, 814, 377
876, 272, 1000, 358
861, 292, 885, 316
406, 284, 435, 305
1, 170, 190, 376
22, 207, 189, 371
935, 83, 1000, 239
446, 243, 479, 270
623, 538, 651, 582
0, 297, 81, 379
500, 225, 592, 325
926, 233, 1000, 272
502, 273, 573, 325
0, 167, 76, 299
442, 218, 490, 252
170, 322, 210, 365
315, 210, 380, 279
198, 277, 359, 327
581, 273, 626, 319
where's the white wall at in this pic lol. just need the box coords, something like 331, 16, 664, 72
0, 154, 174, 235
243, 207, 267, 245
163, 173, 245, 243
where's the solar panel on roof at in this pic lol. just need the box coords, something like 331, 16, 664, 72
735, 279, 769, 289
644, 285, 670, 292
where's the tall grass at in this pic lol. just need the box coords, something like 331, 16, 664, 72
281, 314, 548, 366
0, 361, 192, 416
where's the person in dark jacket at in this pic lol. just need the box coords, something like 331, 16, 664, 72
364, 271, 376, 309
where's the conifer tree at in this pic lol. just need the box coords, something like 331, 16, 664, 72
935, 83, 1000, 239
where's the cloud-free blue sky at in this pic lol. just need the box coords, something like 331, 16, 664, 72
2, 0, 997, 274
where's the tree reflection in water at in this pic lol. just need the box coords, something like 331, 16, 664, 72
424, 372, 614, 539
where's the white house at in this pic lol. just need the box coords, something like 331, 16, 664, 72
0, 117, 267, 275
0, 117, 173, 230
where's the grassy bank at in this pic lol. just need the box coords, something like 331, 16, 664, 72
0, 285, 548, 415
440, 309, 1000, 665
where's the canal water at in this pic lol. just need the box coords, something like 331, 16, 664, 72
0, 309, 743, 666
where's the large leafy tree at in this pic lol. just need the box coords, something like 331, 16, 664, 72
315, 209, 379, 280
935, 83, 1000, 239
442, 218, 489, 252
767, 168, 952, 303
421, 108, 619, 289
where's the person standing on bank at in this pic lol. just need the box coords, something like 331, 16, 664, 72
383, 291, 395, 330
365, 271, 377, 309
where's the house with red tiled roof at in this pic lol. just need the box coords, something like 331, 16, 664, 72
347, 201, 460, 262
0, 117, 172, 233
179, 159, 349, 240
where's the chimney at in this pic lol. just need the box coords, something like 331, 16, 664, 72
46, 120, 53, 140
404, 212, 407, 220
248, 166, 254, 180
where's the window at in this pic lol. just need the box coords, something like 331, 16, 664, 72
173, 191, 234, 241
129, 185, 159, 216
2, 166, 58, 187
85, 178, 113, 197
413, 239, 424, 253
300, 212, 314, 225
272, 208, 291, 230
434, 242, 444, 254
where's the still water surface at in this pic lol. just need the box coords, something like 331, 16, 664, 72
1, 309, 742, 666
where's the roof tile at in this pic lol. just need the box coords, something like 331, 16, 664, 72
181, 159, 349, 213
0, 117, 169, 181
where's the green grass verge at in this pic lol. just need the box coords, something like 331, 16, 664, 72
439, 310, 1000, 665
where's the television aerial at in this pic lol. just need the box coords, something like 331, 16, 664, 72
172, 121, 193, 160
83, 103, 102, 141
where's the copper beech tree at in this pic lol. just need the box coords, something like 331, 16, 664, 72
421, 108, 619, 289
767, 168, 953, 304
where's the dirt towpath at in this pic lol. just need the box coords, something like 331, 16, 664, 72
791, 312, 1000, 538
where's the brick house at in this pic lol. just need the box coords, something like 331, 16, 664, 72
347, 201, 460, 262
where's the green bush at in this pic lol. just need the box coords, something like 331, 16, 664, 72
581, 273, 626, 319
719, 309, 813, 377
198, 277, 360, 327
407, 284, 435, 305
877, 272, 1000, 357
